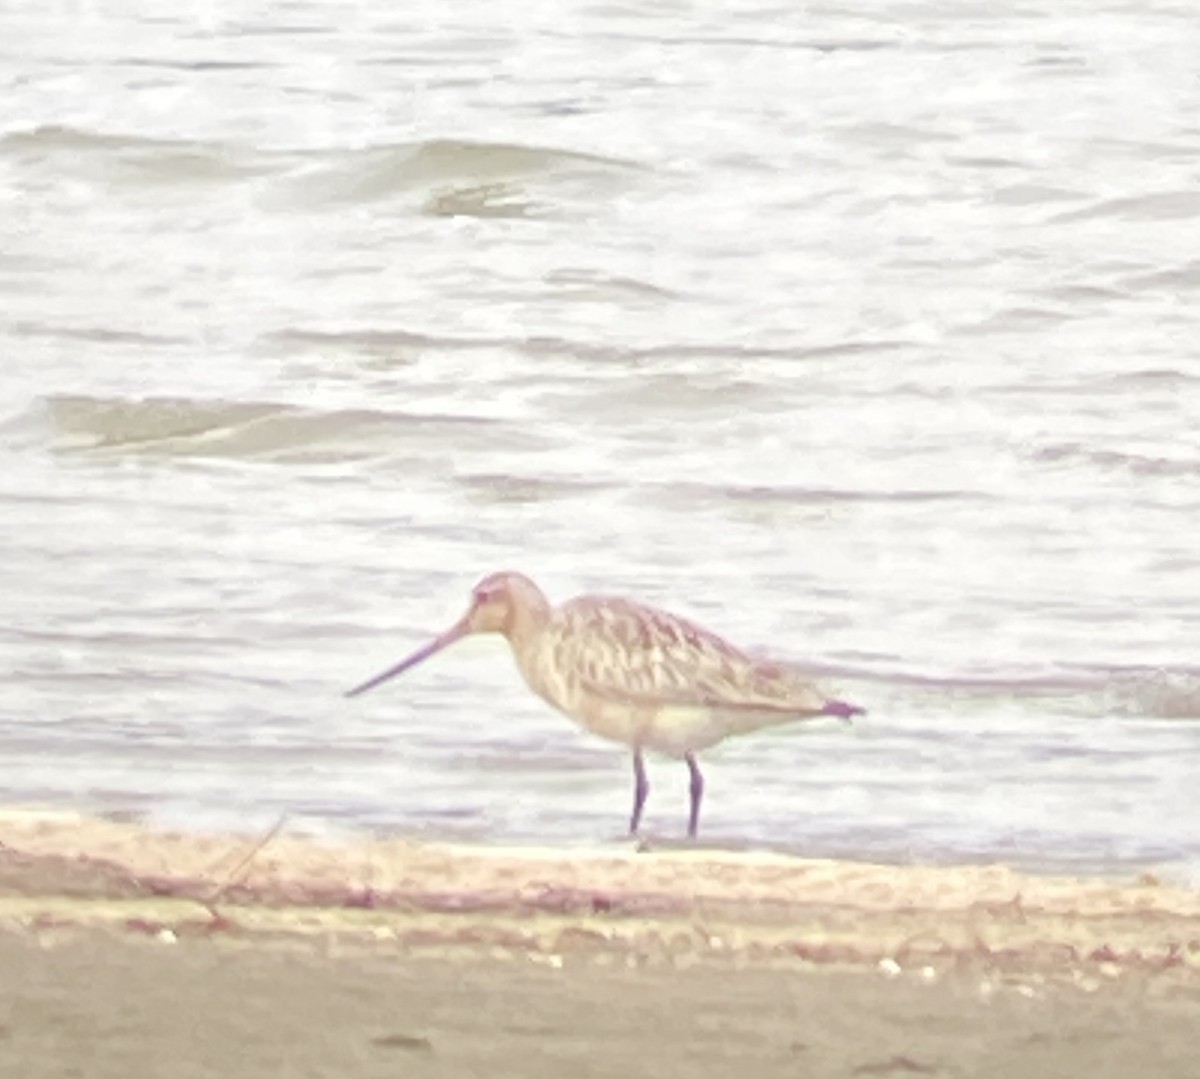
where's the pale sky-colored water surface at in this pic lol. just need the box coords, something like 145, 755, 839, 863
1, 1, 1198, 881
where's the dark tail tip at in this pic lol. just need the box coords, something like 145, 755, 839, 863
822, 699, 866, 722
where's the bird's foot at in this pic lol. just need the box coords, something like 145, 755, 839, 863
822, 698, 865, 723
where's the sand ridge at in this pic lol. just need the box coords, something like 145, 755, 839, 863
1, 809, 1197, 982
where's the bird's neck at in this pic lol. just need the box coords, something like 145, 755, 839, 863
504, 597, 553, 653
503, 603, 562, 709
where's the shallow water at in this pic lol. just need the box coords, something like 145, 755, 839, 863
2, 1, 1198, 881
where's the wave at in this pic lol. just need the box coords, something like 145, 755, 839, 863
832, 664, 1200, 720
1118, 262, 1200, 292
0, 124, 278, 185
273, 137, 642, 216
636, 480, 977, 507
262, 325, 909, 367
1029, 442, 1200, 479
453, 472, 617, 505
1051, 189, 1200, 223
29, 393, 527, 463
260, 326, 501, 360
0, 126, 640, 216
9, 320, 188, 347
1098, 669, 1200, 720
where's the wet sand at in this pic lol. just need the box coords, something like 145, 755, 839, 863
1, 811, 1198, 1078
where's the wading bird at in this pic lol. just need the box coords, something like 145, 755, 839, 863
346, 571, 863, 838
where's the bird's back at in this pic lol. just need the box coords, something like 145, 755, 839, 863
523, 594, 831, 738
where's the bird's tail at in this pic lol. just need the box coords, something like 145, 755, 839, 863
821, 698, 865, 723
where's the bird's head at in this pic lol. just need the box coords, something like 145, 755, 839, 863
459, 570, 547, 636
344, 570, 549, 698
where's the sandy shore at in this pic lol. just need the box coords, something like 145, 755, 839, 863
2, 810, 1198, 1078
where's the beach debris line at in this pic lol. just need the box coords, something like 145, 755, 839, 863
202, 812, 291, 920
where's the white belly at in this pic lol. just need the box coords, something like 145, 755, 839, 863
511, 639, 767, 758
553, 692, 730, 758
639, 706, 733, 757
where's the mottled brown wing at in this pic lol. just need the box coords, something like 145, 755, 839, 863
552, 596, 828, 715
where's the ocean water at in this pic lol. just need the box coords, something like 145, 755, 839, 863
1, 0, 1198, 881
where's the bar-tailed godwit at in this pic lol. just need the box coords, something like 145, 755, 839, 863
346, 571, 863, 838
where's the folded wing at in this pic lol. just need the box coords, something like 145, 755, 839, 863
552, 596, 830, 717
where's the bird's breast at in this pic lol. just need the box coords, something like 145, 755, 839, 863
508, 636, 649, 748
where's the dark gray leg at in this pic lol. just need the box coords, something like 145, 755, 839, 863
685, 752, 704, 838
630, 749, 649, 835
